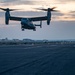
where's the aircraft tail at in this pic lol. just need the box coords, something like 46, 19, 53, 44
35, 21, 42, 28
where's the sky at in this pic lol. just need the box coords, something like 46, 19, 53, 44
0, 0, 75, 40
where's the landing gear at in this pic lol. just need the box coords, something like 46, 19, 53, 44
21, 25, 25, 31
33, 28, 36, 31
22, 28, 24, 31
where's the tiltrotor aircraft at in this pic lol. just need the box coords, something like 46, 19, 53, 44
0, 7, 56, 31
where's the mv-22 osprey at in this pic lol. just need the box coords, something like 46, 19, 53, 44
0, 7, 56, 31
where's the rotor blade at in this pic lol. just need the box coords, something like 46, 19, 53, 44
50, 9, 60, 12
51, 7, 56, 10
35, 7, 57, 12
0, 8, 19, 11
35, 8, 48, 11
39, 8, 48, 11
50, 7, 57, 11
9, 9, 19, 11
0, 8, 7, 11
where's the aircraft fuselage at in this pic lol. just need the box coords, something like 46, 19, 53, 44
21, 18, 36, 31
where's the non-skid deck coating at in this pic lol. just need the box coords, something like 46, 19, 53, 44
0, 44, 75, 75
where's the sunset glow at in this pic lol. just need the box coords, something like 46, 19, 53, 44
0, 0, 75, 22
0, 0, 75, 40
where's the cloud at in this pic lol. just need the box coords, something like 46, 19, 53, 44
1, 0, 16, 3
55, 0, 75, 3
70, 11, 75, 14
0, 0, 18, 4
1, 0, 42, 5
0, 0, 75, 22
0, 0, 34, 6
59, 0, 75, 2
68, 11, 75, 19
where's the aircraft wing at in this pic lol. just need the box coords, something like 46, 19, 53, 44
10, 16, 22, 21
10, 16, 47, 21
29, 16, 47, 21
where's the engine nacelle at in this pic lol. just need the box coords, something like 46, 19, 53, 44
5, 11, 10, 25
47, 8, 51, 25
